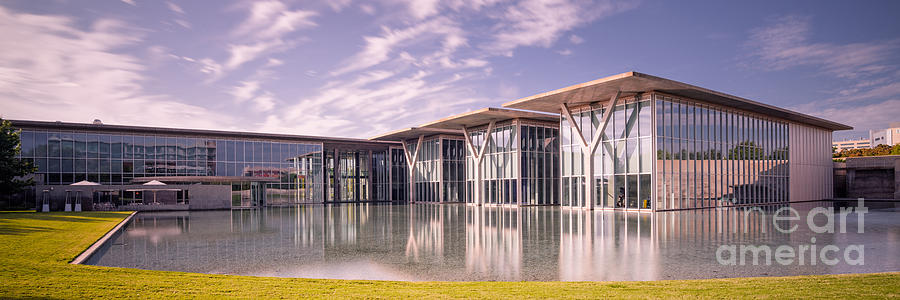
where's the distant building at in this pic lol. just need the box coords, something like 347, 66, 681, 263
833, 138, 871, 152
869, 122, 900, 148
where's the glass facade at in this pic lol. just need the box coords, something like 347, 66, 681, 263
654, 94, 789, 210
18, 129, 325, 206
14, 87, 805, 211
408, 136, 465, 203
463, 120, 559, 206
560, 95, 653, 210
520, 123, 559, 205
389, 148, 408, 203
560, 93, 791, 211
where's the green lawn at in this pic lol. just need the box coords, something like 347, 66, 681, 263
0, 212, 898, 299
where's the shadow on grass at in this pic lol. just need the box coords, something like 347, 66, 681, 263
0, 219, 54, 236
0, 212, 130, 236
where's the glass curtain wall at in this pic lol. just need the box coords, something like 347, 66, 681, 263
325, 150, 378, 202
410, 136, 465, 203
559, 94, 653, 210
390, 148, 408, 203
17, 130, 324, 206
443, 138, 466, 203
520, 122, 559, 205
465, 122, 518, 205
372, 150, 390, 201
464, 120, 559, 206
654, 93, 789, 210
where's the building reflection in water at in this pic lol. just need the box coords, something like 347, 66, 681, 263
86, 203, 899, 281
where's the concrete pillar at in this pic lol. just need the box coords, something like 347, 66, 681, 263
894, 159, 900, 200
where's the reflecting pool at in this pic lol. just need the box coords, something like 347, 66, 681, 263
86, 202, 900, 281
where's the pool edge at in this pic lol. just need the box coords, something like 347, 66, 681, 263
69, 211, 137, 265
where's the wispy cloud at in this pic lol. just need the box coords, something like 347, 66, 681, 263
196, 0, 317, 81
0, 6, 225, 129
801, 99, 900, 138
745, 15, 900, 138
331, 16, 465, 76
166, 1, 184, 14
569, 34, 583, 44
275, 69, 488, 137
484, 0, 635, 56
745, 15, 898, 78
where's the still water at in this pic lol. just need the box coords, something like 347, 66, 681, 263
86, 202, 900, 281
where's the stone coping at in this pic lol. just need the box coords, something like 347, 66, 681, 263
70, 211, 137, 265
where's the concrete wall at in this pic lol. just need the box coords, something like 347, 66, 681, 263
835, 155, 900, 200
789, 123, 833, 201
34, 184, 231, 212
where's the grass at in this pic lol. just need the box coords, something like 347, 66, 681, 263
0, 212, 898, 299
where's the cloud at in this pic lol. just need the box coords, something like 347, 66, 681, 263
746, 15, 899, 78
569, 34, 583, 44
445, 0, 505, 12
360, 4, 376, 15
331, 17, 466, 76
194, 0, 316, 79
229, 81, 261, 102
121, 0, 136, 6
265, 58, 284, 67
745, 15, 900, 137
484, 0, 635, 56
802, 98, 900, 139
276, 69, 488, 137
166, 1, 184, 14
224, 40, 286, 70
557, 49, 572, 55
0, 6, 225, 129
327, 0, 353, 12
405, 0, 440, 20
174, 19, 191, 29
232, 1, 316, 40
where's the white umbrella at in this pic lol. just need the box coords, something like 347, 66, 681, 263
70, 180, 100, 186
142, 180, 167, 185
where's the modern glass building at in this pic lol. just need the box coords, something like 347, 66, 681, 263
503, 72, 849, 211
12, 120, 398, 208
13, 72, 850, 212
372, 108, 560, 206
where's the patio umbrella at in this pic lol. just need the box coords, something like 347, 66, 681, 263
70, 180, 101, 186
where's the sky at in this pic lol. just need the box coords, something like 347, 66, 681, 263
0, 0, 898, 141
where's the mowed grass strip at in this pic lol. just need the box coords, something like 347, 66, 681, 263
0, 211, 898, 299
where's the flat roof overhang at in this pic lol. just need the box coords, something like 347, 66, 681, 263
369, 127, 463, 141
418, 107, 558, 130
502, 71, 852, 131
9, 120, 399, 145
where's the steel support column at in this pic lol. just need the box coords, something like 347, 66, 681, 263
400, 135, 424, 203
462, 121, 496, 206
559, 91, 620, 209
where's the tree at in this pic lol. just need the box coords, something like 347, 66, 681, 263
0, 118, 36, 201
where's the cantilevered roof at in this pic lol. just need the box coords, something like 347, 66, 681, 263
369, 127, 463, 141
502, 71, 852, 131
419, 107, 558, 130
10, 120, 399, 145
